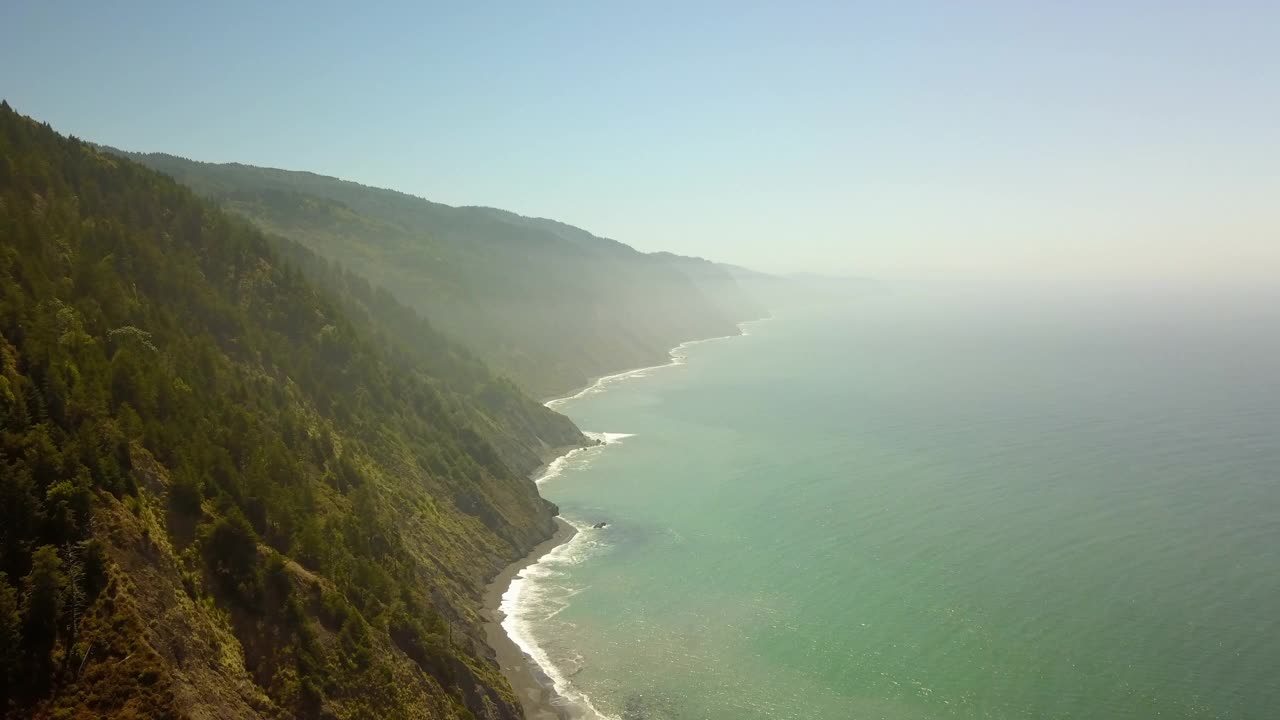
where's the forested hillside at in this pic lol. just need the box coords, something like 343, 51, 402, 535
0, 103, 578, 719
265, 234, 583, 475
650, 252, 767, 324
113, 153, 768, 398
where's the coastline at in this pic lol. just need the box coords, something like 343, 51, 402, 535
483, 516, 578, 720
542, 320, 764, 409
484, 318, 769, 719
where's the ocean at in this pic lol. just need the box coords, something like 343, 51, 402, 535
501, 292, 1280, 720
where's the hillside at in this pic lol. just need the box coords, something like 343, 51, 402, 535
264, 234, 583, 475
112, 153, 768, 398
0, 103, 580, 719
649, 252, 767, 324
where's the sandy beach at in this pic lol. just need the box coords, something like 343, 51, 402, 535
483, 516, 578, 720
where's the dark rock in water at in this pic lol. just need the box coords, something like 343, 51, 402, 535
592, 522, 608, 529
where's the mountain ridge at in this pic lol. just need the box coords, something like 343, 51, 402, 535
107, 149, 770, 398
0, 102, 581, 719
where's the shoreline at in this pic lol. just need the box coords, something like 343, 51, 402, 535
484, 318, 769, 719
482, 516, 578, 720
542, 317, 767, 409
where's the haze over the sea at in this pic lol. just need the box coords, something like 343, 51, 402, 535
3, 3, 1278, 719
509, 290, 1280, 719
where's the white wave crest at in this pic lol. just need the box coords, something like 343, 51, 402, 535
583, 431, 635, 445
534, 445, 592, 486
500, 519, 621, 720
543, 320, 761, 411
544, 359, 677, 410
506, 320, 762, 717
534, 432, 633, 487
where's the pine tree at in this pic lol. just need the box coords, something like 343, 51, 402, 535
20, 546, 65, 695
0, 573, 21, 713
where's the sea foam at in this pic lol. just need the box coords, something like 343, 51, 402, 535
506, 322, 761, 718
534, 432, 634, 486
501, 517, 619, 719
543, 319, 764, 411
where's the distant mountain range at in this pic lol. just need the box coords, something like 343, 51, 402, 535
110, 151, 770, 398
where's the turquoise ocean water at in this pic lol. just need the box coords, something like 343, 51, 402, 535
501, 294, 1280, 720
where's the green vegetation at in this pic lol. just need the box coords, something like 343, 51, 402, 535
0, 103, 576, 718
113, 152, 767, 398
265, 233, 583, 473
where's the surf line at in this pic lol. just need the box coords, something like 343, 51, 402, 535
499, 318, 767, 718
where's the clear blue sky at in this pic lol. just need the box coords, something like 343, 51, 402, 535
2, 2, 1276, 289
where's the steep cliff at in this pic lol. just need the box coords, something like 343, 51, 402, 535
0, 103, 574, 719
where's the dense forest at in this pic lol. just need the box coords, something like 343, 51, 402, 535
0, 102, 582, 719
111, 152, 768, 398
264, 233, 583, 475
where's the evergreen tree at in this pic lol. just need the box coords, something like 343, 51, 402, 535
0, 574, 20, 712
20, 547, 65, 694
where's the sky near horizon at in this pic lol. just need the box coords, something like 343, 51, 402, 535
2, 2, 1277, 290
